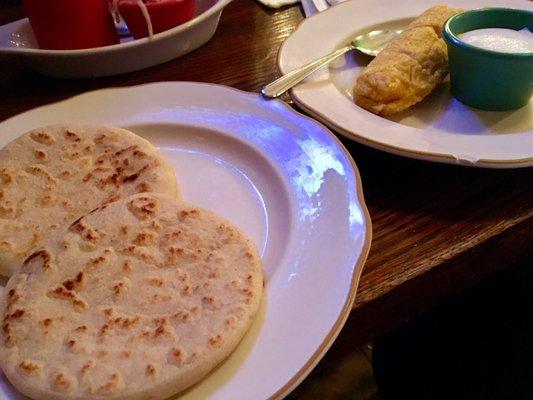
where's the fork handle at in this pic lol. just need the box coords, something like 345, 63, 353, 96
261, 44, 354, 99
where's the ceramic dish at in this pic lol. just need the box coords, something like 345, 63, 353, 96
0, 0, 230, 78
278, 0, 533, 168
0, 82, 371, 400
443, 8, 533, 110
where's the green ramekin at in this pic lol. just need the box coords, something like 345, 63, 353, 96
442, 8, 533, 111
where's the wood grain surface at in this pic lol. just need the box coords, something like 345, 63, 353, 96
1, 0, 532, 386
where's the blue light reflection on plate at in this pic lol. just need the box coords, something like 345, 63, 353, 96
131, 104, 360, 230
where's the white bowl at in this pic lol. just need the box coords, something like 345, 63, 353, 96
0, 0, 231, 78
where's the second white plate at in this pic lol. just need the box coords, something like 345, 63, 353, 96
0, 82, 371, 400
279, 0, 533, 168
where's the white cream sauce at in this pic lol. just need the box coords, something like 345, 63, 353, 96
458, 28, 533, 53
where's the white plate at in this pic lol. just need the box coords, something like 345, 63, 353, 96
0, 82, 371, 400
279, 0, 533, 168
0, 0, 230, 78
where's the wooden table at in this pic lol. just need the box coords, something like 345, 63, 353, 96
1, 0, 532, 395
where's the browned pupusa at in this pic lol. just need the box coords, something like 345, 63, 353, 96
0, 193, 264, 400
0, 124, 178, 277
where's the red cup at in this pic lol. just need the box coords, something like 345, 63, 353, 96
118, 0, 195, 40
22, 0, 119, 50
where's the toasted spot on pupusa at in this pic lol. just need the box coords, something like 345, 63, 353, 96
0, 193, 264, 400
0, 124, 179, 277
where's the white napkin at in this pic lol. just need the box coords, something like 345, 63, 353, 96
254, 0, 340, 16
301, 0, 329, 16
255, 0, 299, 8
